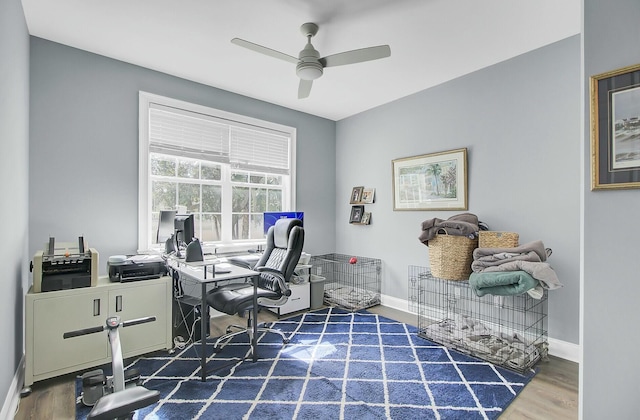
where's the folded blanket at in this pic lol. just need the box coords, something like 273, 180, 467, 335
482, 261, 563, 290
472, 240, 548, 271
469, 271, 539, 297
473, 240, 547, 261
419, 213, 479, 245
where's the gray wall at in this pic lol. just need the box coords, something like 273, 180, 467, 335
583, 0, 640, 417
336, 36, 581, 345
0, 0, 30, 409
29, 38, 337, 273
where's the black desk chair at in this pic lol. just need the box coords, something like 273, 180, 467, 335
206, 218, 304, 349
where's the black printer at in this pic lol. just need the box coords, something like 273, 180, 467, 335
108, 254, 167, 282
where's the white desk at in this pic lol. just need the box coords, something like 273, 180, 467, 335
169, 258, 259, 381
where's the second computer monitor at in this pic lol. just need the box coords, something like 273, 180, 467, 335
157, 210, 177, 244
174, 214, 195, 246
263, 211, 304, 235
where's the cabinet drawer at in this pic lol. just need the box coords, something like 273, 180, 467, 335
32, 291, 109, 376
110, 282, 169, 356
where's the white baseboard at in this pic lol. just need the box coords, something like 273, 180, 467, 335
379, 293, 580, 364
1, 355, 25, 420
380, 294, 410, 313
548, 337, 581, 363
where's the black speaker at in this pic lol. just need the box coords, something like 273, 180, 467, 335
185, 238, 204, 262
165, 235, 176, 254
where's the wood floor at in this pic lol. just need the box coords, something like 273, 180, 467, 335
14, 305, 578, 420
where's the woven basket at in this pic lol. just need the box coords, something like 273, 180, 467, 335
428, 234, 478, 280
478, 231, 519, 248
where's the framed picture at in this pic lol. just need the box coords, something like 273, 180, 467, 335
361, 188, 375, 204
350, 186, 364, 204
360, 212, 371, 225
392, 148, 468, 211
590, 63, 640, 190
349, 205, 364, 223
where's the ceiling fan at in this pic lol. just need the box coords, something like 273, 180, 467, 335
231, 22, 391, 99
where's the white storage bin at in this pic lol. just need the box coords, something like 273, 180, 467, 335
267, 281, 310, 317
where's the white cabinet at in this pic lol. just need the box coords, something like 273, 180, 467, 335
268, 281, 310, 317
24, 276, 172, 387
266, 264, 312, 317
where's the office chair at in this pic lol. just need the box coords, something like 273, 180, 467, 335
206, 218, 304, 349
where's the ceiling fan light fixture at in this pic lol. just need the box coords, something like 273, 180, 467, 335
296, 61, 323, 80
231, 22, 390, 99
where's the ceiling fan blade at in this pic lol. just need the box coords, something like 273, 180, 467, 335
298, 79, 313, 99
231, 38, 298, 64
320, 45, 391, 68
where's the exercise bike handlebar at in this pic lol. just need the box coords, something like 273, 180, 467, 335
63, 316, 157, 339
122, 316, 156, 328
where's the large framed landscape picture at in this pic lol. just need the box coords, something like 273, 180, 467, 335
591, 63, 640, 190
392, 148, 467, 211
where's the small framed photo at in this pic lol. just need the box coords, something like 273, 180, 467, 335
361, 188, 375, 204
349, 205, 364, 223
360, 212, 371, 225
350, 186, 364, 204
590, 63, 640, 190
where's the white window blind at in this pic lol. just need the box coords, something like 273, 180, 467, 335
149, 103, 290, 174
149, 104, 229, 163
230, 126, 290, 174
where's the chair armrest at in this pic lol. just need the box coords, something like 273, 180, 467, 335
255, 266, 291, 297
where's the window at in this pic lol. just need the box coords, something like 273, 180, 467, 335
138, 92, 296, 252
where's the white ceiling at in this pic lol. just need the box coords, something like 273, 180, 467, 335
21, 0, 580, 121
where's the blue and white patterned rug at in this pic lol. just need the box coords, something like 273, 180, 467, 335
76, 307, 535, 419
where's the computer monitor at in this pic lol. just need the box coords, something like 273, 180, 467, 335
156, 210, 177, 244
263, 211, 304, 235
174, 214, 195, 247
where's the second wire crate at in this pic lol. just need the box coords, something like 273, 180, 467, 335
310, 253, 381, 311
409, 265, 548, 374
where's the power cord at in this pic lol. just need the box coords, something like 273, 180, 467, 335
173, 293, 205, 354
173, 335, 186, 350
171, 267, 210, 357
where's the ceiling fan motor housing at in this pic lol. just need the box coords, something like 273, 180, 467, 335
296, 43, 323, 80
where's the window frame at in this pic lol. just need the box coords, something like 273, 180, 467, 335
138, 91, 297, 253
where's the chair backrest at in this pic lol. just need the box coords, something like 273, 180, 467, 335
255, 218, 304, 292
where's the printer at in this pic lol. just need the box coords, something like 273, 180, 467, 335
108, 254, 167, 282
30, 237, 98, 293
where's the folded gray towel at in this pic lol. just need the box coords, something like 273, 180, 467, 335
473, 240, 548, 262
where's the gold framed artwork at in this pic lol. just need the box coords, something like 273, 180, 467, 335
392, 148, 468, 211
590, 63, 640, 190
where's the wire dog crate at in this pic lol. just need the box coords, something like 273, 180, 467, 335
310, 253, 381, 311
409, 265, 548, 374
